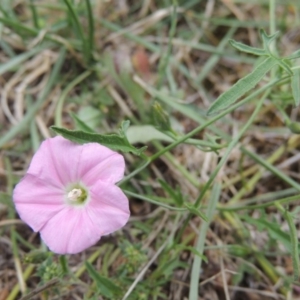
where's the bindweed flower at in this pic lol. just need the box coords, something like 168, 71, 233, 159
13, 136, 130, 254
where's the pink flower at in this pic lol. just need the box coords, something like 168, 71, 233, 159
13, 136, 130, 254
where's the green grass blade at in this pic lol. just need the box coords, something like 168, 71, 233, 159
62, 0, 90, 63
207, 56, 278, 115
189, 183, 221, 300
241, 147, 300, 191
0, 16, 37, 35
29, 0, 40, 29
229, 39, 266, 56
0, 47, 41, 75
292, 68, 300, 106
55, 70, 92, 127
157, 3, 177, 88
285, 210, 300, 281
275, 203, 300, 281
85, 0, 94, 59
196, 27, 236, 84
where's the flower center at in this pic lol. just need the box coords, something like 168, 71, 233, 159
66, 185, 88, 205
67, 188, 82, 201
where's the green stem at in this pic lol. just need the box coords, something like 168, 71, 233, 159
157, 1, 177, 88
275, 202, 300, 281
85, 0, 94, 61
55, 70, 92, 127
29, 0, 39, 29
218, 194, 300, 211
123, 190, 186, 211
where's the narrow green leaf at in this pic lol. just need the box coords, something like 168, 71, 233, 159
229, 39, 266, 56
284, 210, 300, 281
70, 112, 96, 133
277, 59, 293, 76
292, 68, 300, 106
84, 0, 94, 59
242, 215, 293, 252
158, 179, 183, 206
85, 261, 122, 298
152, 102, 173, 132
51, 126, 147, 156
120, 120, 130, 134
0, 47, 41, 75
189, 183, 220, 300
126, 125, 224, 150
62, 0, 90, 63
260, 29, 280, 55
184, 203, 208, 222
0, 16, 37, 35
207, 57, 278, 115
287, 49, 300, 60
127, 125, 173, 144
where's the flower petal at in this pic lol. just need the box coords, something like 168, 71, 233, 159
87, 182, 130, 236
27, 136, 83, 187
78, 143, 125, 185
13, 174, 65, 232
39, 207, 102, 254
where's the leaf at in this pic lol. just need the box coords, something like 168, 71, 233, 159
126, 125, 173, 144
158, 179, 183, 206
184, 203, 208, 222
284, 209, 300, 281
126, 125, 224, 152
207, 56, 278, 115
69, 112, 95, 133
0, 47, 41, 75
51, 122, 147, 156
292, 68, 300, 106
152, 102, 173, 132
242, 215, 293, 252
120, 120, 130, 133
260, 29, 280, 55
287, 49, 300, 60
85, 261, 122, 298
229, 40, 266, 56
277, 59, 293, 76
77, 106, 103, 129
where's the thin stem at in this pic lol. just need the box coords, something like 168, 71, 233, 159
29, 0, 39, 29
85, 0, 94, 61
123, 190, 186, 212
218, 194, 300, 211
55, 70, 92, 127
157, 1, 177, 88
